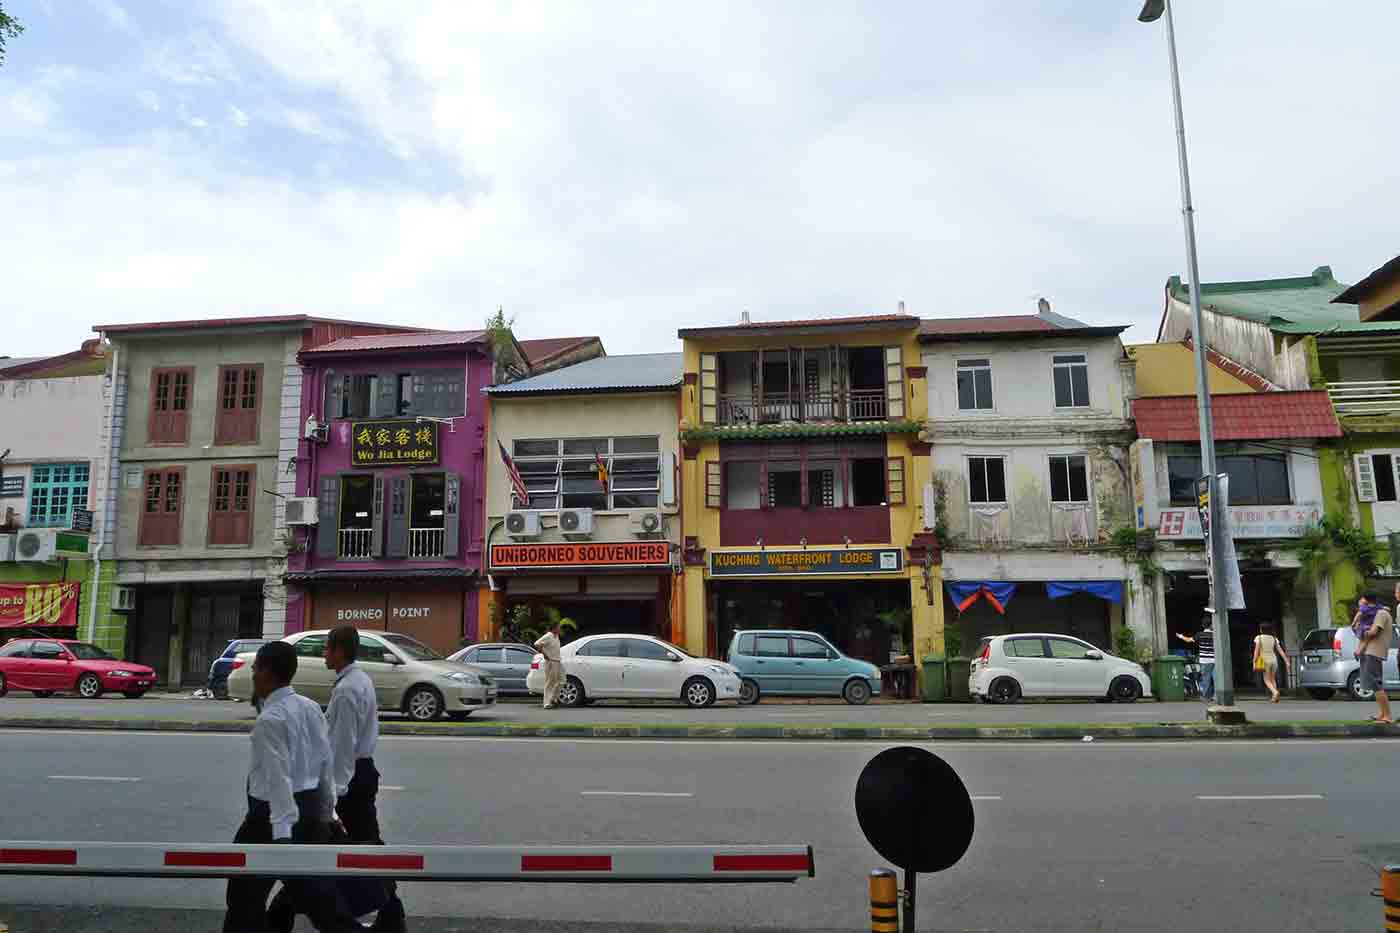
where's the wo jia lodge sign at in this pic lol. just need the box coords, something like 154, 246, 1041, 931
351, 420, 440, 467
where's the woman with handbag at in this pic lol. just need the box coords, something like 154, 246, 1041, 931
1252, 622, 1289, 703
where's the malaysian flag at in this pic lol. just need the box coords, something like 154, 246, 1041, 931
498, 440, 530, 506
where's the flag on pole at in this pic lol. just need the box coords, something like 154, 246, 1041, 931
593, 447, 609, 492
498, 440, 529, 506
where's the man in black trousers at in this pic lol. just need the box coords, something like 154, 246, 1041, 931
223, 641, 360, 933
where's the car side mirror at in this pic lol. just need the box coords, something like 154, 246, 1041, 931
666, 653, 681, 662
1086, 650, 1104, 660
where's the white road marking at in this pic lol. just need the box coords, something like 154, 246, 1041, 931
380, 785, 406, 791
971, 795, 1003, 801
1195, 794, 1324, 801
49, 775, 141, 782
580, 791, 694, 798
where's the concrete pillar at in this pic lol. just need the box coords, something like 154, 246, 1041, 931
167, 584, 188, 687
682, 564, 707, 656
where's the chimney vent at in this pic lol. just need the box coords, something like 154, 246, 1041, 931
1037, 297, 1052, 316
741, 310, 751, 325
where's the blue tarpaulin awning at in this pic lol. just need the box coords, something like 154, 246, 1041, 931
946, 581, 1017, 614
1046, 580, 1124, 603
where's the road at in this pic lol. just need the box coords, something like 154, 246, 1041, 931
0, 692, 1376, 726
0, 730, 1395, 930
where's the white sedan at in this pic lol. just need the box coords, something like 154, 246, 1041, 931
526, 634, 742, 708
970, 633, 1153, 703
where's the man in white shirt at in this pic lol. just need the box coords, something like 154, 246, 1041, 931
535, 623, 563, 709
223, 641, 360, 933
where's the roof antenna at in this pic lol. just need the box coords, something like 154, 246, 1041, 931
1037, 297, 1052, 316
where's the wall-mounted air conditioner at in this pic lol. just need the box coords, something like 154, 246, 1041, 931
0, 534, 14, 562
284, 497, 320, 526
505, 511, 541, 540
304, 416, 328, 443
14, 528, 58, 562
112, 586, 137, 613
559, 508, 595, 540
630, 511, 663, 537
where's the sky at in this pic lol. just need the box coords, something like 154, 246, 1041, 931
2, 0, 1398, 358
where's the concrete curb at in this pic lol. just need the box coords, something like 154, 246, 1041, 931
3, 716, 1399, 740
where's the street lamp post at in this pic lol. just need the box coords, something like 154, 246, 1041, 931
1138, 0, 1235, 709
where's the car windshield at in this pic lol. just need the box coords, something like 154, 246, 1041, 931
1302, 630, 1337, 650
383, 633, 441, 661
65, 643, 112, 661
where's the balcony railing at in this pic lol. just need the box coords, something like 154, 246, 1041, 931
409, 527, 446, 559
338, 527, 374, 559
1326, 380, 1400, 416
717, 390, 888, 426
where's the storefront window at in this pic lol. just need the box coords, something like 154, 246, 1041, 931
851, 458, 887, 506
512, 436, 661, 510
410, 474, 446, 528
1168, 451, 1290, 506
725, 462, 762, 510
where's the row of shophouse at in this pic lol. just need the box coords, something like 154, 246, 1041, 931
3, 255, 1399, 691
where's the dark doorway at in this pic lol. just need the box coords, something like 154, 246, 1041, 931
1164, 570, 1287, 693
713, 580, 909, 665
131, 589, 172, 684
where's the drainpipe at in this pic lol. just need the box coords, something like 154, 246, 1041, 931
88, 339, 118, 644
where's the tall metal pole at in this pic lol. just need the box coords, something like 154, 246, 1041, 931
1151, 0, 1234, 706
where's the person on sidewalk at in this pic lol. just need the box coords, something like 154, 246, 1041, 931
535, 623, 563, 709
1174, 615, 1216, 702
1354, 592, 1394, 724
223, 641, 360, 933
1251, 622, 1289, 703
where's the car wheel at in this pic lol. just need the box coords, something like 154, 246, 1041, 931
1110, 676, 1142, 703
0, 672, 7, 697
683, 677, 716, 709
843, 679, 872, 705
557, 676, 585, 708
1306, 687, 1335, 701
1348, 671, 1374, 702
989, 677, 1021, 704
123, 690, 147, 699
33, 690, 54, 698
405, 686, 444, 722
738, 678, 761, 705
77, 673, 103, 699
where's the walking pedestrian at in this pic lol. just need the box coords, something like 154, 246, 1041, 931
1174, 615, 1216, 702
535, 622, 563, 709
223, 641, 359, 933
1251, 622, 1289, 703
1354, 592, 1394, 724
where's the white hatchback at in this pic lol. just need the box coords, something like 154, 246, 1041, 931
969, 633, 1153, 703
526, 634, 743, 708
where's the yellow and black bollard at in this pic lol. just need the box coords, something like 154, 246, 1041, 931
1384, 865, 1400, 931
870, 868, 899, 932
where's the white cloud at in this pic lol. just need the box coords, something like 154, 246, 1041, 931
146, 31, 238, 86
188, 116, 208, 129
228, 105, 249, 127
269, 106, 347, 143
89, 0, 134, 34
137, 89, 160, 112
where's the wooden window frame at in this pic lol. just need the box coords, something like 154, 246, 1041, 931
207, 463, 256, 547
214, 364, 263, 446
886, 457, 906, 506
138, 466, 186, 547
704, 461, 722, 508
148, 367, 195, 446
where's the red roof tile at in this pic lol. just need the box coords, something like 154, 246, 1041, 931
301, 330, 486, 355
1133, 391, 1341, 442
94, 314, 424, 335
919, 315, 1057, 336
519, 336, 600, 365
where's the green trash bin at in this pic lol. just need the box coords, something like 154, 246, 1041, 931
920, 655, 946, 703
1151, 655, 1185, 702
946, 658, 972, 702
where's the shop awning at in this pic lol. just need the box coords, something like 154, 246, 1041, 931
946, 581, 1016, 614
1046, 580, 1124, 604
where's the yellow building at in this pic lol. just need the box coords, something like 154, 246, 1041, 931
677, 314, 941, 685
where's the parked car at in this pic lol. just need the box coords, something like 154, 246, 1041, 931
1298, 625, 1400, 700
525, 634, 742, 708
447, 642, 536, 696
226, 629, 496, 721
208, 638, 267, 699
726, 630, 881, 705
0, 638, 157, 699
969, 633, 1152, 703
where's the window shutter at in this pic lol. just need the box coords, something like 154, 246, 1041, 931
443, 471, 461, 558
373, 373, 398, 418
443, 370, 466, 417
705, 461, 722, 508
884, 346, 905, 420
661, 452, 677, 507
316, 475, 339, 558
323, 371, 343, 422
371, 473, 386, 557
887, 457, 906, 505
1355, 454, 1378, 503
387, 476, 409, 558
699, 353, 718, 424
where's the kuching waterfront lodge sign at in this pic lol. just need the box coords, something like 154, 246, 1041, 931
351, 420, 439, 467
709, 547, 904, 577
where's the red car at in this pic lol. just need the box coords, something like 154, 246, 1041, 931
0, 638, 157, 699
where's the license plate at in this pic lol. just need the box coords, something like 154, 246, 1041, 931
1305, 655, 1322, 664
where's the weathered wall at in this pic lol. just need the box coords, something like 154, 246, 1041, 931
1161, 296, 1281, 382
0, 375, 105, 463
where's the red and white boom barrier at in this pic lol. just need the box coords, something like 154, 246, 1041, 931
0, 843, 815, 883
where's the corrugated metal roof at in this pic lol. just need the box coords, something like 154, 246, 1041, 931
1334, 255, 1400, 306
519, 336, 600, 365
301, 330, 486, 355
678, 314, 918, 338
95, 314, 424, 335
919, 311, 1126, 342
488, 353, 681, 394
1166, 266, 1360, 330
1133, 391, 1342, 442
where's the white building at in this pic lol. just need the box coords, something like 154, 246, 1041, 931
920, 306, 1152, 655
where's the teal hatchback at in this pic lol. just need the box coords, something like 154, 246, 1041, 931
726, 630, 882, 705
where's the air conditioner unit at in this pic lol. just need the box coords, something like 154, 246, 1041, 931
284, 497, 320, 526
559, 508, 595, 539
0, 534, 14, 562
303, 416, 328, 443
505, 511, 541, 539
631, 511, 663, 536
112, 586, 137, 613
14, 528, 58, 563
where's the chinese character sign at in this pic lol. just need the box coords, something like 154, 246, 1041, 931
0, 583, 81, 628
350, 420, 440, 467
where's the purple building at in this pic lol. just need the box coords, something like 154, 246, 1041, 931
283, 331, 527, 654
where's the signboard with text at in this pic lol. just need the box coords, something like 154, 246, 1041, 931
0, 476, 23, 498
709, 547, 904, 577
491, 541, 671, 570
1157, 502, 1321, 540
0, 582, 80, 628
350, 420, 439, 467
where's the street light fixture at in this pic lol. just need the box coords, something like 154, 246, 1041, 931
1137, 0, 1236, 711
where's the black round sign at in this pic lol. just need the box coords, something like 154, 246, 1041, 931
854, 746, 974, 873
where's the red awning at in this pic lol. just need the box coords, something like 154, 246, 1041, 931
1132, 391, 1341, 442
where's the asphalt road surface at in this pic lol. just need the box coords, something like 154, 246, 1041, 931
1, 730, 1395, 930
0, 692, 1376, 725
